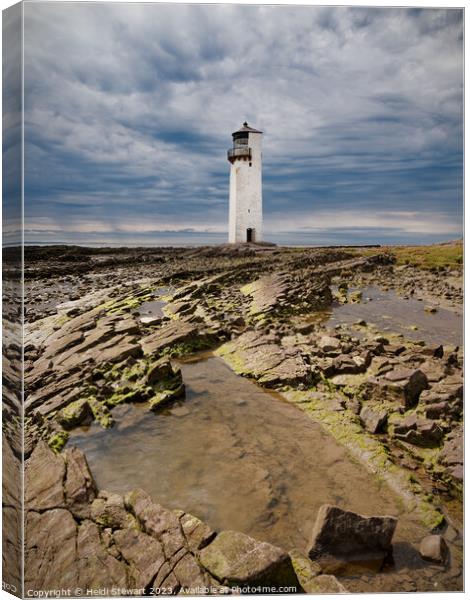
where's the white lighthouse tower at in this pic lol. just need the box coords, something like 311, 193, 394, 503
227, 122, 263, 244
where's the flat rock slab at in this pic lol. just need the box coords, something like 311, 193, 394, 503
308, 504, 397, 564
218, 331, 312, 387
199, 530, 302, 590
141, 321, 201, 356
241, 272, 332, 320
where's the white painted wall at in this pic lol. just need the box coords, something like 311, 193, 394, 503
228, 131, 263, 243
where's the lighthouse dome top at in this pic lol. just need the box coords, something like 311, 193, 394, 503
232, 121, 263, 136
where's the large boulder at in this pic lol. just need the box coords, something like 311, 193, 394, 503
199, 530, 302, 590
363, 368, 428, 409
308, 504, 397, 565
383, 368, 428, 406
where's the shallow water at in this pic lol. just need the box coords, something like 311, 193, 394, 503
70, 357, 426, 552
325, 286, 461, 347
138, 287, 170, 319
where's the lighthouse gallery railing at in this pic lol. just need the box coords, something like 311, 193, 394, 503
227, 147, 252, 161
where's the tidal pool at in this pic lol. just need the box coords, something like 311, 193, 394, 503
70, 357, 425, 552
138, 287, 171, 320
324, 286, 462, 347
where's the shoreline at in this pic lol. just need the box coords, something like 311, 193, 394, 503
3, 241, 463, 594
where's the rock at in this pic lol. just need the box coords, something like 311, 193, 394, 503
364, 368, 428, 409
419, 344, 444, 358
41, 330, 85, 360
140, 315, 162, 326
349, 290, 363, 303
124, 489, 211, 589
98, 341, 142, 364
420, 376, 463, 405
318, 335, 342, 352
419, 535, 449, 564
26, 372, 84, 412
25, 509, 78, 591
146, 357, 176, 385
141, 321, 202, 356
124, 488, 183, 543
360, 406, 388, 434
58, 398, 94, 429
333, 354, 367, 375
199, 530, 302, 590
114, 318, 140, 335
308, 504, 397, 564
241, 272, 332, 320
148, 383, 185, 411
258, 355, 312, 387
288, 549, 347, 593
394, 415, 444, 448
425, 401, 451, 420
439, 431, 463, 481
25, 441, 65, 511
179, 512, 216, 552
217, 331, 312, 388
91, 491, 136, 529
305, 574, 348, 593
419, 360, 447, 383
288, 549, 321, 582
384, 343, 406, 356
113, 527, 166, 589
64, 447, 97, 518
76, 519, 129, 590
385, 367, 428, 389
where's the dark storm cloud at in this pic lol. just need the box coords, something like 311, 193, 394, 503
23, 3, 463, 245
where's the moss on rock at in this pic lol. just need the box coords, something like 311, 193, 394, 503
57, 398, 94, 429
48, 430, 69, 453
283, 389, 445, 530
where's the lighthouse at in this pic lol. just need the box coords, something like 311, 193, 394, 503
227, 122, 263, 244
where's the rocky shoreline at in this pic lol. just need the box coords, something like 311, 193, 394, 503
24, 440, 351, 595
2, 242, 463, 594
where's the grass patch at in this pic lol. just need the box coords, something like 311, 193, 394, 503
359, 242, 462, 271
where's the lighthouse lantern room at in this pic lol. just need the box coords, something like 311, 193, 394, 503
227, 122, 263, 244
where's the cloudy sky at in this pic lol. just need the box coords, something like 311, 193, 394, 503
22, 2, 463, 246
